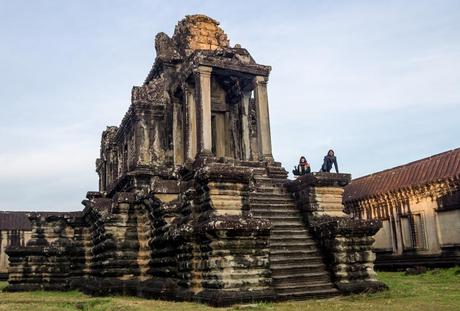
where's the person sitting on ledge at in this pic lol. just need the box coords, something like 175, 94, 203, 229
293, 156, 311, 176
321, 149, 339, 173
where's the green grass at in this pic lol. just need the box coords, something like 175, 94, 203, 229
0, 267, 459, 311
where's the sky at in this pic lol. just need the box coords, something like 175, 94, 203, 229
0, 0, 459, 211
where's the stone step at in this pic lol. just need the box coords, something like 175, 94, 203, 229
251, 211, 302, 219
270, 233, 315, 240
275, 282, 336, 294
250, 203, 299, 210
249, 200, 294, 206
268, 220, 306, 228
276, 288, 339, 299
267, 173, 289, 180
272, 228, 310, 235
270, 223, 307, 230
270, 248, 321, 257
250, 200, 299, 212
250, 202, 295, 208
251, 208, 299, 216
252, 207, 297, 213
254, 176, 288, 184
270, 255, 323, 265
238, 161, 266, 169
270, 242, 318, 250
259, 214, 303, 222
251, 207, 297, 214
270, 222, 306, 229
253, 185, 288, 193
270, 240, 317, 248
271, 263, 326, 276
251, 188, 291, 195
272, 271, 332, 285
270, 244, 317, 259
249, 196, 294, 203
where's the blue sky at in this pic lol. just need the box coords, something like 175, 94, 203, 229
1, 0, 459, 211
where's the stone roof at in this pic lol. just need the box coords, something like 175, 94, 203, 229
143, 14, 262, 85
0, 211, 79, 231
172, 14, 229, 55
344, 148, 460, 202
132, 75, 166, 105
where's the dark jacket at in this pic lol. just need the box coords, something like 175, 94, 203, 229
321, 155, 339, 173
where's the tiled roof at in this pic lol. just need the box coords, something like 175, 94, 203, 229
0, 211, 79, 231
344, 148, 460, 202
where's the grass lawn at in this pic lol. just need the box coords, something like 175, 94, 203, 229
0, 267, 459, 311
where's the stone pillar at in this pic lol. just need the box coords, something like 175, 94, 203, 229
173, 99, 184, 165
195, 66, 213, 155
214, 113, 226, 157
254, 76, 273, 161
241, 92, 251, 160
185, 88, 197, 160
289, 173, 352, 219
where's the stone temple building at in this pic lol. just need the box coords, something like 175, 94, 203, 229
344, 148, 460, 268
5, 15, 385, 305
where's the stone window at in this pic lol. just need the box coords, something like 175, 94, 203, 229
401, 213, 427, 251
373, 219, 393, 253
8, 230, 20, 247
437, 190, 460, 211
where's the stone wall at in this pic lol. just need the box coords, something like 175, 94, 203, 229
0, 230, 31, 279
136, 161, 273, 305
6, 213, 85, 291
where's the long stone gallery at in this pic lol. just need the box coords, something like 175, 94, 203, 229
4, 15, 386, 306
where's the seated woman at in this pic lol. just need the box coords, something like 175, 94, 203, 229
293, 156, 311, 176
321, 149, 339, 173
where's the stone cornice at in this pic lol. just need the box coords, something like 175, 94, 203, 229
287, 172, 351, 192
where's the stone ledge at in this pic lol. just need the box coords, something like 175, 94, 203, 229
287, 173, 351, 192
310, 216, 382, 237
195, 215, 271, 233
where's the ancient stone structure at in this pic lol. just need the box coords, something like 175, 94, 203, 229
288, 173, 386, 293
5, 15, 384, 305
0, 212, 70, 280
344, 148, 460, 268
0, 213, 31, 280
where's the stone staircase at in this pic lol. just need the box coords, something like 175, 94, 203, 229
249, 166, 338, 300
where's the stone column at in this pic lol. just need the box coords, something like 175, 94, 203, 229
195, 66, 213, 155
288, 173, 352, 219
173, 99, 184, 165
254, 76, 273, 161
241, 92, 251, 160
185, 88, 197, 160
